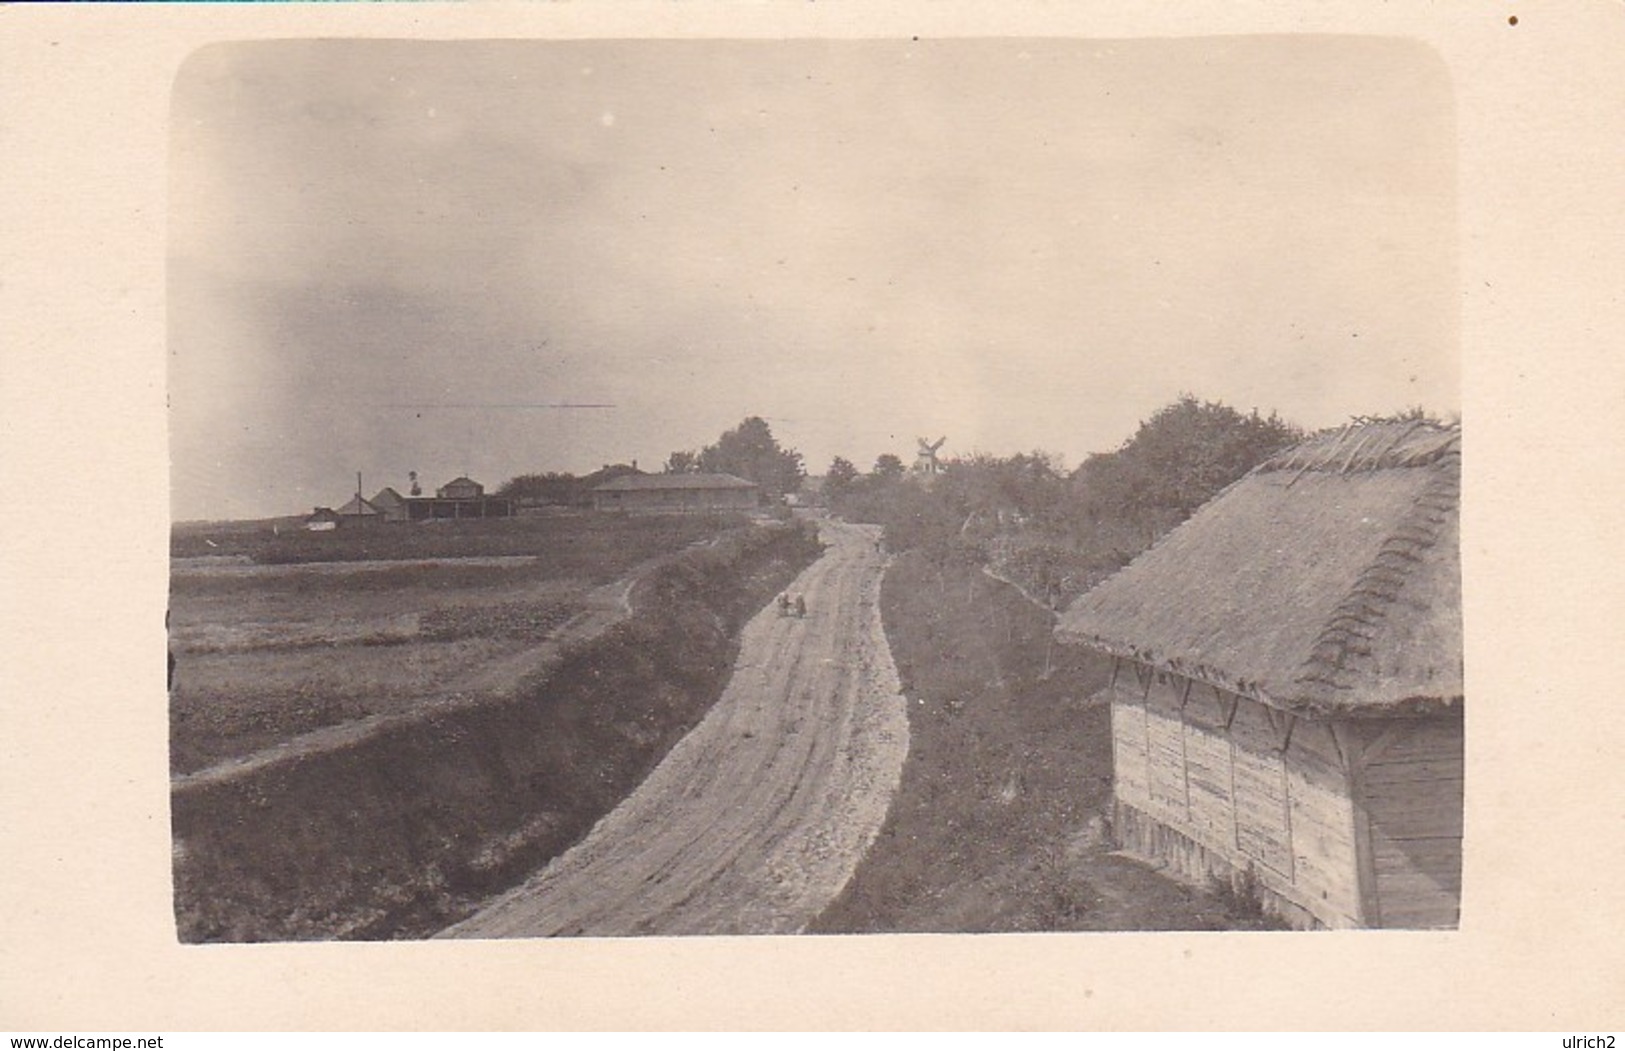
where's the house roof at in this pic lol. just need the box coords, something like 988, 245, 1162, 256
1055, 419, 1462, 718
440, 476, 481, 488
593, 472, 759, 492
335, 495, 383, 516
370, 487, 405, 506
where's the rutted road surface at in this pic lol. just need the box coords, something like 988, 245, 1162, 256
440, 519, 909, 938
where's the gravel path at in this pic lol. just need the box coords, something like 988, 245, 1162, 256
439, 519, 910, 938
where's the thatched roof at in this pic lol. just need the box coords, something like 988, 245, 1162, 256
1056, 419, 1461, 717
594, 472, 758, 492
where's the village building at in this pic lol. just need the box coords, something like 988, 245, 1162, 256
785, 474, 825, 509
1055, 419, 1463, 929
405, 476, 514, 520
591, 472, 761, 514
305, 495, 382, 530
304, 476, 510, 528
369, 487, 410, 523
437, 476, 483, 500
334, 494, 384, 523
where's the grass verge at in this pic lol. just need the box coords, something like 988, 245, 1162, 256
808, 549, 1285, 932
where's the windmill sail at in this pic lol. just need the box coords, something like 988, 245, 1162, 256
913, 436, 947, 475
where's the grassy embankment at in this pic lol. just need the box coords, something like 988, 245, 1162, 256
171, 518, 823, 942
811, 548, 1283, 932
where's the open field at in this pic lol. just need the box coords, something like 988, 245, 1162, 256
168, 513, 753, 774
171, 519, 824, 941
171, 509, 747, 566
809, 548, 1285, 932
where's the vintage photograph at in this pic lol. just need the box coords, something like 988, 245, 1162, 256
167, 36, 1461, 941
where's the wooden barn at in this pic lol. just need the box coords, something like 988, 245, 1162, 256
305, 496, 381, 530
1055, 420, 1463, 929
591, 472, 761, 514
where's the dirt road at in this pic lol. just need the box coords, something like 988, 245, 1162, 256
440, 519, 910, 938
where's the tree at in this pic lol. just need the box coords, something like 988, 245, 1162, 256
696, 416, 805, 497
1063, 394, 1302, 548
824, 456, 859, 503
872, 453, 905, 480
664, 450, 699, 474
1120, 395, 1302, 520
937, 450, 1067, 528
497, 471, 580, 505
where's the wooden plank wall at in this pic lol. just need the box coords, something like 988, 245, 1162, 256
1284, 720, 1362, 921
1361, 713, 1464, 928
1111, 678, 1151, 812
1181, 687, 1236, 850
1229, 701, 1294, 878
1109, 671, 1363, 928
1145, 682, 1189, 815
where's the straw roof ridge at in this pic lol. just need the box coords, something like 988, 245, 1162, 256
1256, 418, 1460, 477
1056, 418, 1462, 717
1290, 455, 1461, 708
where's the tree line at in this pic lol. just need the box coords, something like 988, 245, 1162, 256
495, 415, 806, 506
825, 395, 1307, 607
496, 397, 1433, 612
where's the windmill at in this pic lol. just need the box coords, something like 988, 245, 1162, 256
914, 436, 947, 476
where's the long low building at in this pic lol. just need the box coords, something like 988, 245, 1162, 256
403, 475, 513, 519
306, 477, 513, 526
591, 472, 761, 513
1055, 419, 1463, 929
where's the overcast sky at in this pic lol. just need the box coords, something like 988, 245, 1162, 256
169, 36, 1456, 521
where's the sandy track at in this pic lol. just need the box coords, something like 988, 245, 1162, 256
439, 519, 910, 939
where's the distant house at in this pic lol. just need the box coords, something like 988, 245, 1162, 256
786, 475, 825, 509
592, 472, 761, 514
370, 487, 409, 523
334, 494, 384, 523
305, 495, 382, 531
1055, 420, 1463, 929
437, 476, 484, 500
405, 476, 513, 520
